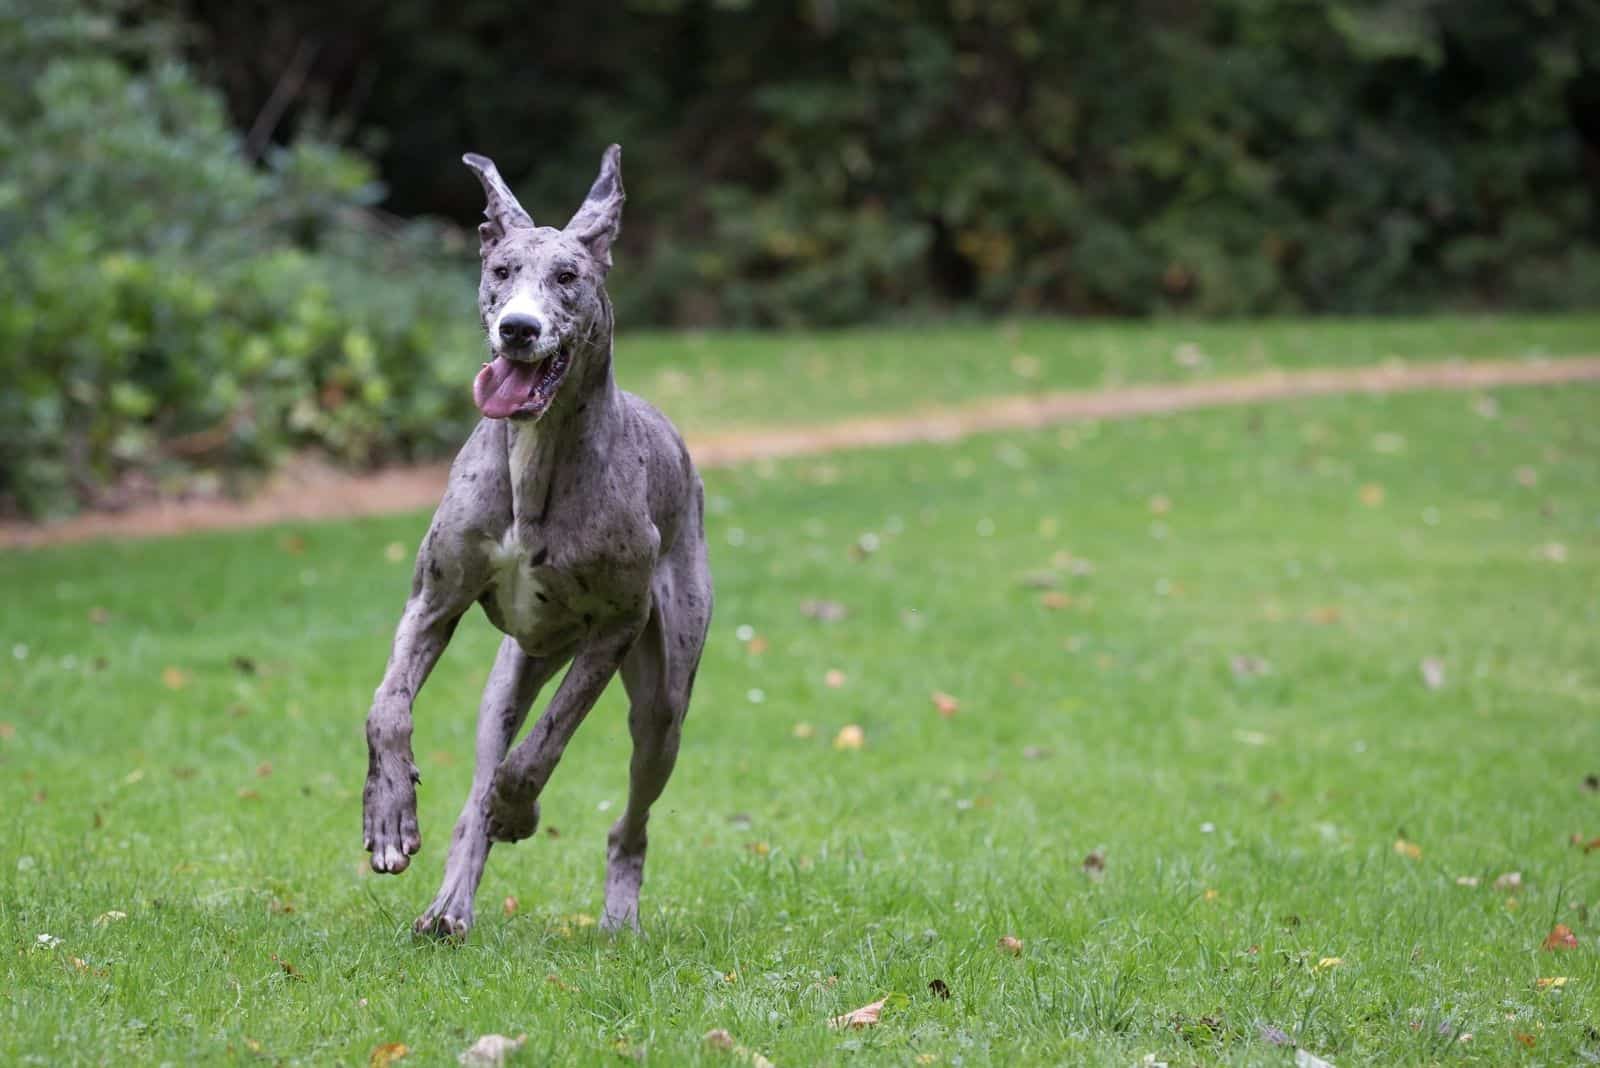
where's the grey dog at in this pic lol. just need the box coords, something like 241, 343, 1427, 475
361, 145, 712, 939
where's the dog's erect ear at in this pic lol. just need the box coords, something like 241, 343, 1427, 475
462, 153, 534, 250
564, 144, 624, 270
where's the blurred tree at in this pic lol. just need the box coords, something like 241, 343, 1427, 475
172, 0, 1600, 323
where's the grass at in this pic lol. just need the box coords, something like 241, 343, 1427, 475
2, 336, 1599, 1065
616, 314, 1600, 432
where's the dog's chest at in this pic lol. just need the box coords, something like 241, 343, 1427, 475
481, 529, 570, 645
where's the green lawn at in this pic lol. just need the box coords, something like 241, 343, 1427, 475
617, 315, 1600, 432
2, 355, 1599, 1064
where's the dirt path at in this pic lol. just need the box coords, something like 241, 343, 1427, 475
6, 355, 1599, 549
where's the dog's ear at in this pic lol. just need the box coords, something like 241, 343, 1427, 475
462, 153, 534, 250
565, 144, 624, 270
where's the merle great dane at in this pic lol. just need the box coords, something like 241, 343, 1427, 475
361, 145, 712, 939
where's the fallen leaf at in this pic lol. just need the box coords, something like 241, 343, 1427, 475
1203, 888, 1220, 902
1514, 1032, 1535, 1049
1418, 658, 1445, 691
792, 722, 815, 739
1304, 606, 1342, 625
457, 1033, 527, 1066
384, 542, 407, 563
1493, 871, 1523, 891
928, 978, 951, 1000
1538, 541, 1568, 563
256, 761, 273, 778
1515, 466, 1538, 487
746, 635, 769, 655
1148, 495, 1171, 515
800, 599, 848, 623
931, 691, 960, 718
370, 1042, 409, 1067
828, 997, 886, 1030
997, 935, 1024, 957
1543, 924, 1578, 951
1359, 483, 1385, 507
1082, 849, 1106, 881
703, 1030, 735, 1051
1394, 838, 1422, 860
1017, 570, 1061, 590
238, 788, 260, 800
1230, 655, 1271, 680
824, 669, 846, 688
1535, 977, 1567, 990
122, 768, 145, 785
279, 533, 306, 555
93, 910, 127, 926
271, 953, 303, 980
502, 896, 518, 917
88, 606, 110, 625
746, 841, 770, 856
1039, 591, 1072, 610
1315, 956, 1344, 971
161, 666, 188, 691
833, 724, 865, 750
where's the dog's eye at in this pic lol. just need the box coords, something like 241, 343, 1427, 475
556, 271, 577, 286
492, 266, 510, 281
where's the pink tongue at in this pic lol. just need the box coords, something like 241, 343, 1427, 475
473, 356, 542, 418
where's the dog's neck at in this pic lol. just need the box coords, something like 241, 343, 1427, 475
505, 312, 619, 525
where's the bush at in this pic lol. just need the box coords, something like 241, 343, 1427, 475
175, 0, 1600, 326
0, 0, 477, 517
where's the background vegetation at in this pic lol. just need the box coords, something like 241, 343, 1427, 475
3, 0, 1597, 516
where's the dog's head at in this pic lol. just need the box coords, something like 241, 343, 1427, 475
462, 146, 624, 421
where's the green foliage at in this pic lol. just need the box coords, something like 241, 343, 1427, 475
0, 0, 478, 517
184, 0, 1600, 326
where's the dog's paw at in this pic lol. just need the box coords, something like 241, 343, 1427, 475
363, 759, 421, 873
486, 770, 541, 843
413, 907, 472, 942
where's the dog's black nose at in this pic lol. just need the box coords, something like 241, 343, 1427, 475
498, 314, 541, 348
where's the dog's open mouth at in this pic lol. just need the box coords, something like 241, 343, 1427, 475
473, 348, 571, 420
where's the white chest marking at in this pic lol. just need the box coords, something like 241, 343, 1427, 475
485, 528, 549, 634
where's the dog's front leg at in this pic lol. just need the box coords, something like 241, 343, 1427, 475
364, 595, 465, 874
486, 622, 641, 843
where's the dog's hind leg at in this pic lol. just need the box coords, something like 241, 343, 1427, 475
603, 542, 712, 932
414, 637, 565, 940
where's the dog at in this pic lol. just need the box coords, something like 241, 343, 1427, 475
361, 145, 712, 939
